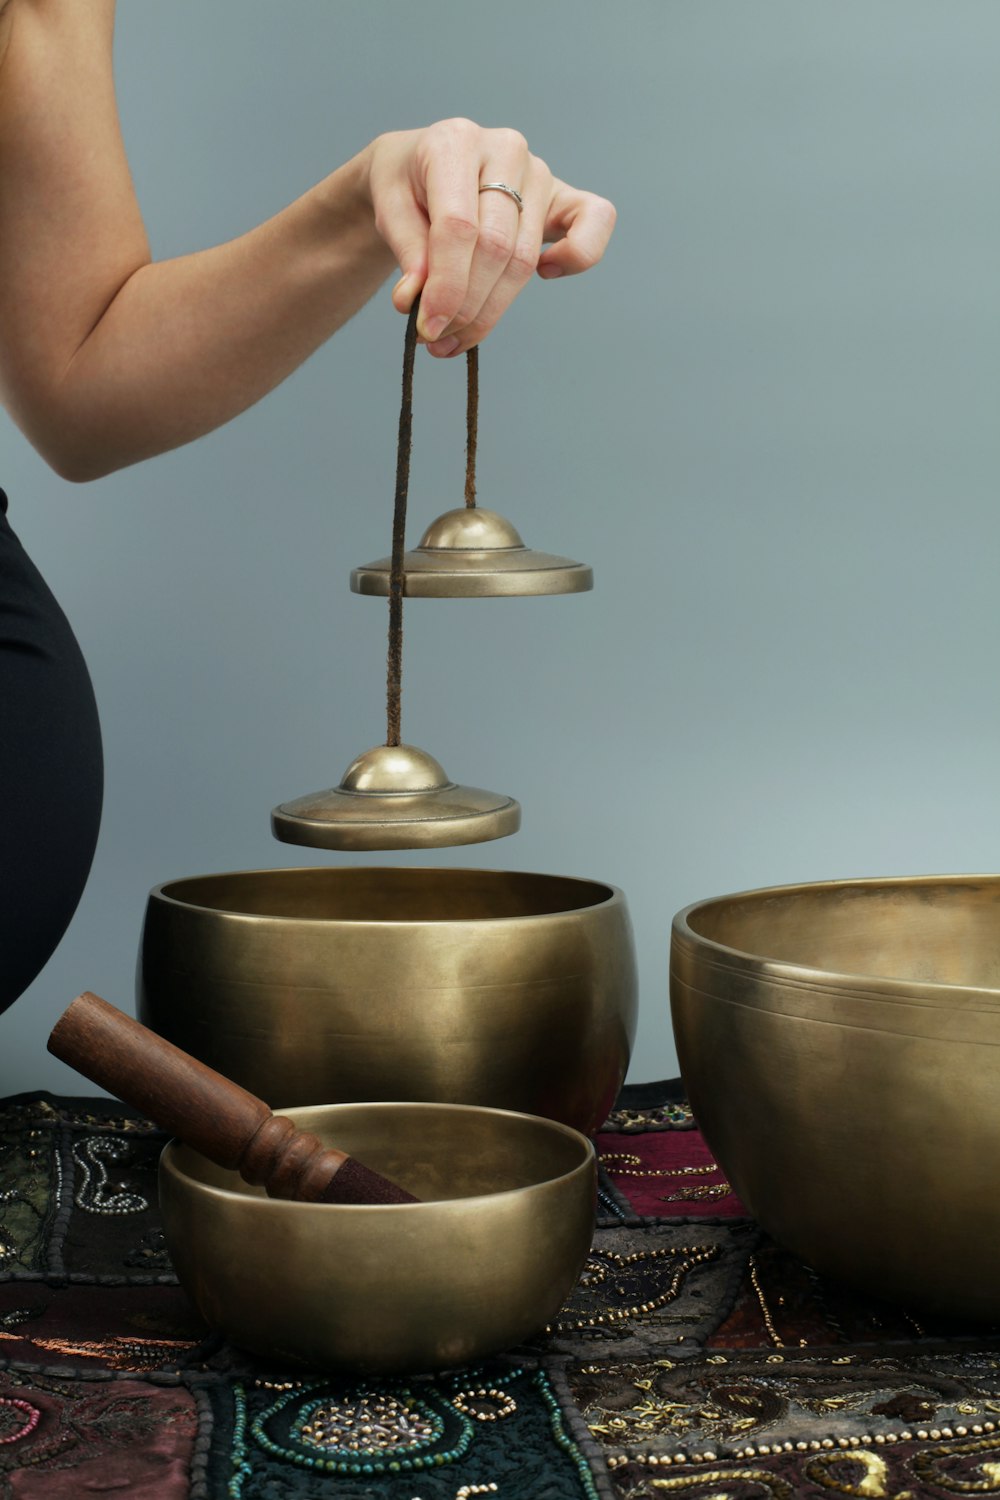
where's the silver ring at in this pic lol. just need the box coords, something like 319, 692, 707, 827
479, 182, 524, 214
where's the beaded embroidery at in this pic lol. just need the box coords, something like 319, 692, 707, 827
247, 1382, 475, 1477
603, 1103, 694, 1132
72, 1136, 148, 1215
548, 1243, 722, 1332
296, 1392, 444, 1456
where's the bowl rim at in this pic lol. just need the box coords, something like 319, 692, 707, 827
671, 872, 1000, 1003
158, 1100, 596, 1211
146, 865, 624, 926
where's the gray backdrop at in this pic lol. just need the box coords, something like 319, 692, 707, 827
4, 0, 999, 1095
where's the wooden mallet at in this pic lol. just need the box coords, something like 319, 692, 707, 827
48, 992, 418, 1205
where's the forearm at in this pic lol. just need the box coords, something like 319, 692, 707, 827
54, 157, 395, 481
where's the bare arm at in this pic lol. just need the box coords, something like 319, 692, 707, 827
0, 0, 394, 480
0, 0, 615, 484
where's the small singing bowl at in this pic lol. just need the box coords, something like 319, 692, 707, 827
138, 867, 636, 1134
159, 1102, 596, 1373
671, 876, 1000, 1322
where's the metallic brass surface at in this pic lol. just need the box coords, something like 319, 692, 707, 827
350, 506, 594, 597
271, 743, 521, 851
138, 866, 637, 1133
159, 1101, 596, 1373
670, 875, 1000, 1322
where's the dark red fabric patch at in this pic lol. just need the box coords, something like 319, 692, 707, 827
596, 1124, 750, 1218
0, 1372, 197, 1499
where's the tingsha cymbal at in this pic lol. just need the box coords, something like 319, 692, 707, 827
271, 743, 521, 851
350, 506, 593, 599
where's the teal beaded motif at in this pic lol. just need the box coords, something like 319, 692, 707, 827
536, 1370, 602, 1500
228, 1365, 598, 1498
246, 1380, 474, 1478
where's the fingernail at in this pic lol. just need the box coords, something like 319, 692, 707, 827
537, 264, 564, 280
422, 314, 449, 341
428, 335, 461, 357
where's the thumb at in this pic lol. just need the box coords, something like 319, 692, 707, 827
391, 269, 426, 314
373, 186, 430, 313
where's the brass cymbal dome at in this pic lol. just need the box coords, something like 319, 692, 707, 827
271, 742, 521, 851
420, 507, 525, 550
350, 506, 594, 598
337, 744, 450, 795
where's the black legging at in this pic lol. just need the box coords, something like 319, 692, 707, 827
0, 488, 103, 1012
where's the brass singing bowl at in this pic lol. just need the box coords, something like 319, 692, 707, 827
671, 875, 1000, 1322
138, 867, 637, 1134
159, 1101, 596, 1372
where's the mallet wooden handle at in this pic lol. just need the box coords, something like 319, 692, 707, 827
48, 992, 417, 1205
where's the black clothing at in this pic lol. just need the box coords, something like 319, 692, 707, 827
0, 488, 103, 1011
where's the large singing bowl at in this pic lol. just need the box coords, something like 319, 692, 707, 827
138, 867, 637, 1134
670, 875, 1000, 1322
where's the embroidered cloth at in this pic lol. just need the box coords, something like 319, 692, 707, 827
0, 1085, 995, 1498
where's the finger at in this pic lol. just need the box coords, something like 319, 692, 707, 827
536, 184, 617, 279
427, 171, 547, 357
427, 134, 530, 350
370, 183, 430, 313
392, 269, 425, 315
418, 125, 485, 343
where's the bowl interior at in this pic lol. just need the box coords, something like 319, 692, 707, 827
156, 867, 614, 922
684, 877, 1000, 991
165, 1102, 594, 1205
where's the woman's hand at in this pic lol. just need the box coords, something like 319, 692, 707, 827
362, 118, 616, 358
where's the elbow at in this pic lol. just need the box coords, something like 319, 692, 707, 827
30, 438, 114, 485
37, 419, 163, 484
43, 445, 120, 485
24, 402, 138, 484
21, 350, 149, 484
